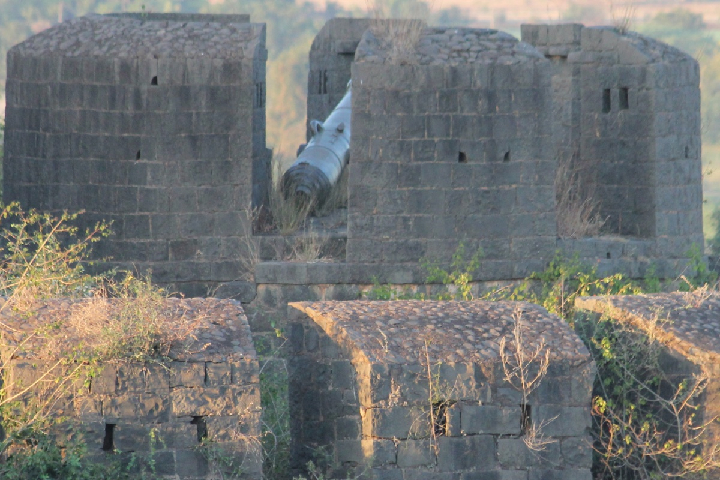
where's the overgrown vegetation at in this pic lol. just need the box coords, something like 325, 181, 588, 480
0, 204, 220, 479
363, 242, 720, 480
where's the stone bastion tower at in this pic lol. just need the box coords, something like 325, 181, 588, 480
3, 13, 271, 297
3, 16, 705, 301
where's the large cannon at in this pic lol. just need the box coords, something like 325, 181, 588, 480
282, 81, 351, 209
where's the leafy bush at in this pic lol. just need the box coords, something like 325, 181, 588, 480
0, 204, 190, 479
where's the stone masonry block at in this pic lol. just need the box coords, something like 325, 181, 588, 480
536, 406, 591, 437
170, 362, 206, 387
498, 438, 561, 468
529, 470, 592, 480
362, 439, 398, 466
461, 405, 522, 435
561, 437, 592, 467
103, 394, 170, 422
171, 385, 259, 417
362, 407, 416, 439
335, 439, 364, 464
231, 359, 260, 385
206, 362, 232, 386
463, 471, 529, 480
397, 439, 434, 468
92, 365, 118, 395
437, 435, 497, 471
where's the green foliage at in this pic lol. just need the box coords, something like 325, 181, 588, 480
487, 251, 641, 321
710, 205, 720, 256
363, 276, 426, 301
363, 242, 483, 301
254, 323, 291, 480
0, 205, 190, 479
679, 243, 718, 290
0, 434, 132, 480
575, 310, 715, 479
638, 8, 719, 59
0, 203, 110, 299
423, 242, 483, 301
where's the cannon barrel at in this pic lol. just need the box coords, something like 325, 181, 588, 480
282, 81, 352, 208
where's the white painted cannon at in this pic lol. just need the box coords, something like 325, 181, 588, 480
282, 81, 351, 209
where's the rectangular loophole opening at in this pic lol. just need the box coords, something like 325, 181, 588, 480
521, 404, 531, 434
503, 151, 510, 162
318, 70, 328, 95
602, 89, 611, 113
150, 76, 158, 86
255, 83, 264, 108
458, 151, 467, 164
432, 401, 451, 437
619, 87, 629, 110
102, 424, 115, 451
191, 416, 208, 443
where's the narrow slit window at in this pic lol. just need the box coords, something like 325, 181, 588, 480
685, 146, 690, 158
318, 70, 328, 95
521, 405, 532, 434
432, 401, 452, 437
458, 151, 467, 163
150, 76, 158, 86
136, 150, 141, 160
619, 88, 629, 110
602, 89, 611, 113
255, 83, 264, 108
503, 151, 510, 162
102, 424, 115, 451
191, 416, 208, 442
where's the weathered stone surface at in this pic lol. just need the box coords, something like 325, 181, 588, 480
290, 300, 594, 479
0, 298, 261, 480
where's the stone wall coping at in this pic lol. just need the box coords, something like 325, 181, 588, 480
289, 300, 591, 365
521, 23, 693, 63
575, 293, 720, 364
355, 24, 544, 66
0, 297, 255, 362
10, 14, 265, 59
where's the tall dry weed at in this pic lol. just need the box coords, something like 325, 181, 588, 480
61, 273, 205, 361
366, 1, 428, 65
555, 152, 606, 238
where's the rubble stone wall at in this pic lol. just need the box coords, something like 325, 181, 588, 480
0, 298, 261, 479
288, 300, 596, 479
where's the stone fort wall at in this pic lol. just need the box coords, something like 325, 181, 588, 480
1, 16, 707, 303
3, 13, 270, 298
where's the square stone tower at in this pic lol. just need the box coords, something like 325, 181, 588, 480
522, 24, 703, 255
347, 28, 555, 278
3, 13, 270, 298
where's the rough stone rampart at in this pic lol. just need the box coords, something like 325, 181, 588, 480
288, 300, 595, 479
576, 293, 720, 465
0, 298, 261, 479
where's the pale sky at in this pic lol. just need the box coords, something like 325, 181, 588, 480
306, 0, 720, 26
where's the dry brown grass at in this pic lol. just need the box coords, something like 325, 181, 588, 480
610, 0, 636, 35
48, 273, 207, 361
314, 166, 348, 217
556, 152, 606, 238
288, 230, 325, 263
269, 181, 314, 235
366, 1, 428, 65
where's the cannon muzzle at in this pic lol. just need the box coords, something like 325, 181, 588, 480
282, 81, 352, 209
